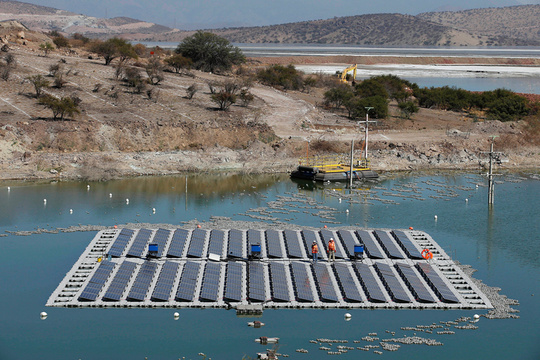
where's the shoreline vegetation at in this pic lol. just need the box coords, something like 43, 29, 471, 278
0, 28, 538, 181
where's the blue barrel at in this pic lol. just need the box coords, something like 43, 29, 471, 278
354, 244, 364, 257
251, 244, 261, 253
148, 243, 158, 252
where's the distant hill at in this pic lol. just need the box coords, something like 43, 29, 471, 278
417, 5, 540, 45
0, 0, 177, 38
0, 1, 538, 46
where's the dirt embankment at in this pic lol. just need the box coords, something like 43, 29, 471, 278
0, 44, 538, 181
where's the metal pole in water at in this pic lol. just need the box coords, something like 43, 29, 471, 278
488, 140, 494, 205
349, 139, 354, 188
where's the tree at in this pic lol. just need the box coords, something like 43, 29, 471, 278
398, 101, 419, 119
123, 67, 145, 93
355, 79, 389, 99
257, 64, 303, 90
39, 42, 54, 56
175, 31, 244, 73
164, 54, 192, 73
210, 81, 241, 110
344, 96, 388, 120
323, 84, 354, 109
52, 35, 69, 48
38, 94, 80, 120
92, 38, 137, 66
145, 57, 164, 85
239, 89, 254, 107
26, 75, 49, 97
186, 83, 198, 99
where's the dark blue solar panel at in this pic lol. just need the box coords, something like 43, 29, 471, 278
78, 261, 116, 301
337, 230, 360, 258
391, 231, 423, 259
301, 230, 321, 260
333, 263, 363, 302
175, 262, 201, 301
208, 230, 226, 258
265, 230, 283, 258
167, 229, 190, 258
127, 261, 158, 301
228, 229, 245, 258
290, 262, 314, 302
373, 230, 405, 259
416, 263, 459, 303
152, 261, 180, 301
107, 229, 134, 257
224, 262, 243, 302
313, 263, 339, 302
187, 229, 207, 258
248, 262, 266, 302
126, 229, 153, 258
354, 263, 387, 303
374, 262, 411, 303
395, 263, 436, 303
320, 230, 345, 259
151, 228, 171, 257
283, 230, 304, 258
269, 262, 291, 302
200, 262, 222, 302
356, 230, 385, 259
103, 261, 137, 301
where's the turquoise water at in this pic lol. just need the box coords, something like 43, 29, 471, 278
0, 172, 539, 359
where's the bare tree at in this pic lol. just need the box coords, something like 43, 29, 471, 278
145, 57, 164, 85
26, 75, 49, 97
186, 83, 198, 99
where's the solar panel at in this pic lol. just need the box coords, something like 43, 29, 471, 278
391, 231, 423, 259
353, 263, 387, 303
167, 229, 190, 258
301, 230, 321, 260
283, 230, 304, 258
333, 263, 363, 302
248, 262, 266, 302
151, 228, 171, 257
313, 263, 339, 302
224, 262, 243, 302
127, 261, 158, 301
208, 230, 226, 258
337, 230, 360, 258
395, 263, 436, 303
416, 263, 459, 303
269, 262, 291, 302
187, 229, 207, 258
356, 230, 385, 259
103, 261, 137, 301
290, 262, 314, 302
107, 229, 134, 257
78, 261, 116, 301
126, 229, 153, 258
374, 263, 411, 303
151, 261, 180, 301
373, 230, 405, 259
265, 229, 283, 258
175, 261, 201, 302
320, 230, 345, 259
200, 262, 222, 302
228, 229, 245, 258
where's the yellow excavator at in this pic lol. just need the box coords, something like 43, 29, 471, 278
339, 64, 357, 84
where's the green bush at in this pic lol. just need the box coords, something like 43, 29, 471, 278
257, 64, 303, 90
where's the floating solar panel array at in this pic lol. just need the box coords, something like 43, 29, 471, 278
48, 228, 492, 311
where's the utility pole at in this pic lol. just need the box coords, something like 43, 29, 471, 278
483, 136, 501, 205
349, 139, 354, 188
358, 107, 376, 163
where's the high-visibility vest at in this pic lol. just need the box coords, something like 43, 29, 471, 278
328, 241, 336, 251
312, 244, 318, 253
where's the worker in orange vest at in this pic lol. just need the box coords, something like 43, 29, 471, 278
311, 241, 318, 263
328, 238, 336, 262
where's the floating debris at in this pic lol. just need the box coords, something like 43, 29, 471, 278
295, 349, 308, 353
382, 336, 443, 346
380, 342, 401, 352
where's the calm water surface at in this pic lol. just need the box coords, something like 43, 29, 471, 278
0, 172, 538, 360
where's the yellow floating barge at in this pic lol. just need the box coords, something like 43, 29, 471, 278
290, 155, 378, 182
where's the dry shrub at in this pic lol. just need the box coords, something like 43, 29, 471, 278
309, 139, 346, 154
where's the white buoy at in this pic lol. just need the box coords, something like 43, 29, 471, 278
173, 312, 180, 320
346, 209, 349, 213
475, 184, 478, 189
434, 215, 438, 220
87, 185, 90, 190
152, 208, 156, 213
43, 199, 47, 204
344, 313, 352, 321
126, 199, 129, 204
109, 193, 113, 198
7, 186, 10, 191
465, 198, 468, 202
40, 311, 47, 319
338, 198, 341, 203
69, 209, 73, 214
473, 314, 480, 320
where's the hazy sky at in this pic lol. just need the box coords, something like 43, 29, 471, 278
21, 0, 540, 29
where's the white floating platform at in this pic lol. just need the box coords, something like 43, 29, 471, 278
46, 228, 492, 311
